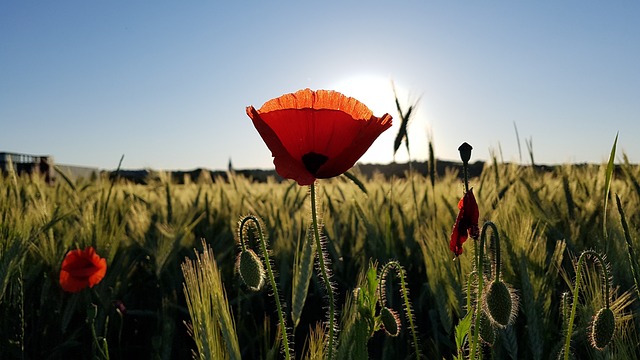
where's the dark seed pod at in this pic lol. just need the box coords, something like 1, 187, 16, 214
380, 307, 401, 337
479, 311, 496, 346
458, 142, 473, 164
590, 307, 615, 350
238, 249, 265, 291
484, 280, 515, 328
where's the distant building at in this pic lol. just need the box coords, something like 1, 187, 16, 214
0, 152, 55, 184
56, 164, 100, 181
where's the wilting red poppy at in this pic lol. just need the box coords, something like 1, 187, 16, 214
247, 89, 392, 185
59, 247, 107, 293
449, 188, 480, 256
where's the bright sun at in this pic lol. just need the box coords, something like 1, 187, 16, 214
331, 74, 418, 165
331, 74, 397, 117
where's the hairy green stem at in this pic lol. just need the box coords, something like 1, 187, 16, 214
563, 250, 609, 360
470, 221, 499, 360
462, 162, 470, 195
473, 237, 480, 280
238, 224, 248, 252
239, 215, 291, 360
492, 225, 502, 282
466, 270, 478, 313
457, 270, 478, 359
379, 261, 421, 360
310, 183, 336, 359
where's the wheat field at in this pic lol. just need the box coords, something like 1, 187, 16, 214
1, 154, 639, 359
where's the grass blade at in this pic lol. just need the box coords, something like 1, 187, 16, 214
291, 227, 316, 330
603, 132, 618, 241
343, 171, 368, 195
615, 194, 640, 300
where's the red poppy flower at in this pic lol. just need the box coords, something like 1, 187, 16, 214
59, 247, 107, 293
449, 188, 480, 256
247, 89, 392, 185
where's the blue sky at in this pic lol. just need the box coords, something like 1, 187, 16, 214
1, 2, 638, 170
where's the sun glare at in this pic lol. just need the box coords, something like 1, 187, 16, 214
332, 74, 396, 117
331, 74, 419, 165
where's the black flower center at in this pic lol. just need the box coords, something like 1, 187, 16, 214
302, 152, 328, 175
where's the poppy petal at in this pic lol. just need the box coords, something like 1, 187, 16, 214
316, 113, 392, 178
59, 247, 107, 293
465, 189, 480, 239
247, 106, 316, 185
258, 89, 374, 118
247, 89, 392, 185
88, 257, 107, 288
450, 209, 467, 256
449, 188, 481, 256
449, 227, 460, 255
59, 271, 87, 293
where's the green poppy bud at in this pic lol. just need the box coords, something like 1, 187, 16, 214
590, 307, 615, 350
238, 249, 265, 291
380, 307, 401, 337
479, 311, 496, 346
484, 280, 517, 328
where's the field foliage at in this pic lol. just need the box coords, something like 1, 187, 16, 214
1, 157, 639, 359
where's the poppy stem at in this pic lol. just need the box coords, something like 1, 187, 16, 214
309, 182, 336, 359
239, 215, 291, 360
563, 250, 610, 360
87, 303, 110, 360
379, 261, 421, 359
494, 228, 502, 283
238, 227, 248, 252
470, 221, 498, 360
462, 162, 470, 194
473, 237, 480, 280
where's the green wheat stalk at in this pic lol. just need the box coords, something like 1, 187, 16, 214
182, 240, 241, 360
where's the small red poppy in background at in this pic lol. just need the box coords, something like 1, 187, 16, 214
450, 188, 480, 257
59, 247, 107, 293
247, 89, 392, 186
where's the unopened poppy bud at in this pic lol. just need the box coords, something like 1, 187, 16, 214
458, 142, 473, 164
380, 306, 401, 337
238, 249, 265, 291
484, 280, 517, 328
590, 307, 615, 350
479, 311, 496, 346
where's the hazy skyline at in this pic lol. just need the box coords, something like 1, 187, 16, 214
1, 2, 638, 170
